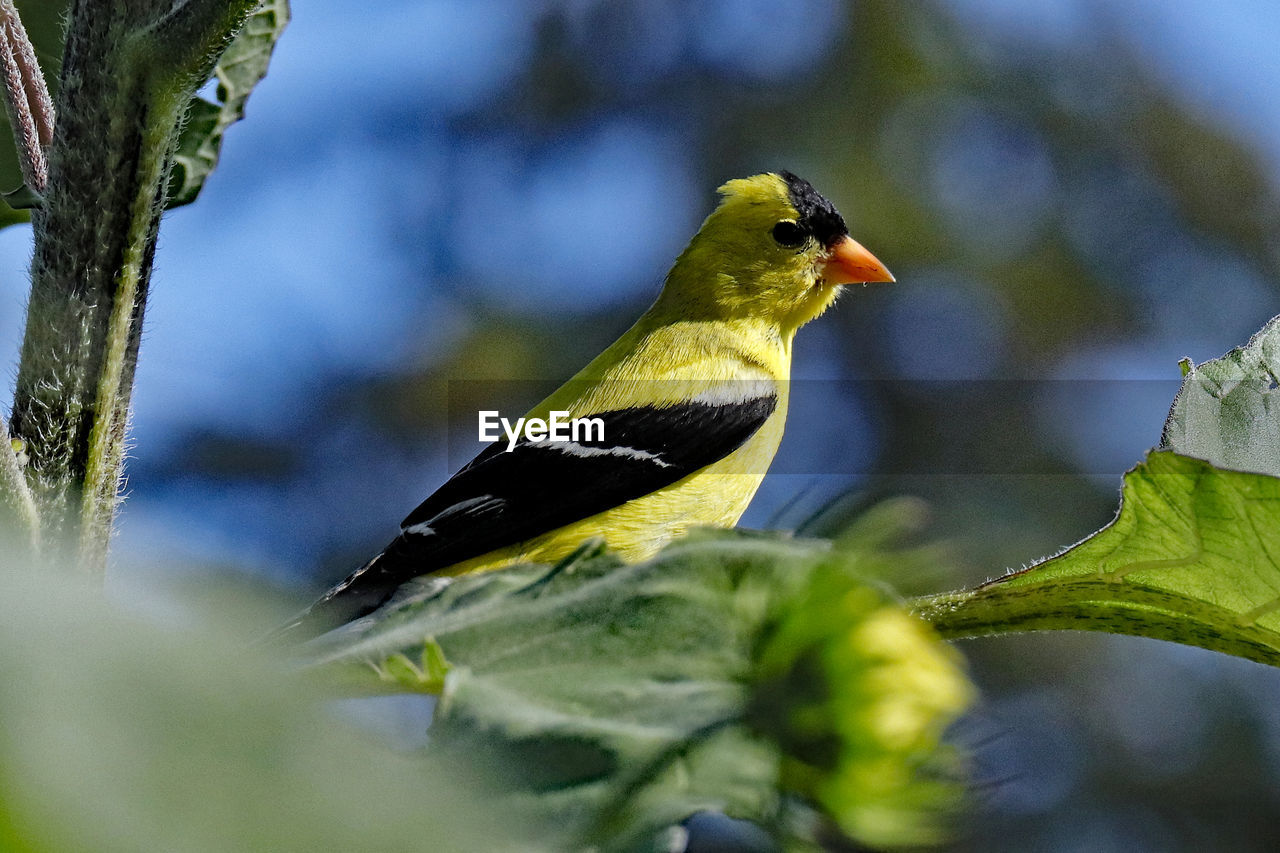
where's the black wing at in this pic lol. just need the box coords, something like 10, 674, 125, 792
288, 394, 777, 637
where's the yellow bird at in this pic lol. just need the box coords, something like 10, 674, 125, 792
286, 171, 892, 638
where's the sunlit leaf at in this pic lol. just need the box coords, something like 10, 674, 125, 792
915, 451, 1280, 666
915, 312, 1280, 666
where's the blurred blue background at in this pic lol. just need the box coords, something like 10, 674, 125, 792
3, 0, 1280, 849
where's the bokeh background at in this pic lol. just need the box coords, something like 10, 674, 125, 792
2, 0, 1280, 849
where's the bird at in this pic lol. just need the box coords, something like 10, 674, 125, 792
280, 171, 893, 640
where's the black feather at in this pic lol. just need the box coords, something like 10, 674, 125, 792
779, 170, 849, 249
283, 394, 778, 639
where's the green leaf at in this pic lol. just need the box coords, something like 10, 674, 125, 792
0, 202, 31, 226
165, 0, 289, 208
914, 316, 1280, 666
914, 451, 1280, 666
1161, 313, 1280, 477
373, 637, 453, 692
0, 569, 533, 852
302, 528, 974, 851
0, 184, 42, 209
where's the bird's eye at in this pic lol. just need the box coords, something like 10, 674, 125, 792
771, 220, 807, 248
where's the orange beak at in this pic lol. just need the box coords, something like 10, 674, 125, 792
820, 235, 895, 285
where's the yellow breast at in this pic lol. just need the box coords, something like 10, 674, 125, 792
440, 317, 793, 576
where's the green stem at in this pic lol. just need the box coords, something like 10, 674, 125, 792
140, 0, 260, 84
75, 97, 180, 571
7, 0, 258, 574
911, 579, 1280, 668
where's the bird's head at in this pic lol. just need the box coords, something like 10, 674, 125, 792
658, 172, 893, 333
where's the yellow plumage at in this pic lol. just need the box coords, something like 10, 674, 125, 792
441, 172, 884, 573
288, 171, 892, 636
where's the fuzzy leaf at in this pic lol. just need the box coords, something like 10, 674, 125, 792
302, 529, 973, 851
1161, 313, 1280, 477
166, 0, 289, 207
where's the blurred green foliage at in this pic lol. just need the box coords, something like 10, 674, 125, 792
753, 563, 971, 847
302, 525, 972, 851
0, 564, 525, 852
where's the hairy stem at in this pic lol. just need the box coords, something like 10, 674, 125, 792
7, 0, 258, 574
142, 0, 261, 85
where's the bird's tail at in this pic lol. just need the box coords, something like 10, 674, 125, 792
259, 551, 390, 647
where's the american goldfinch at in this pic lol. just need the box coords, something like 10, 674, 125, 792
286, 172, 892, 638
